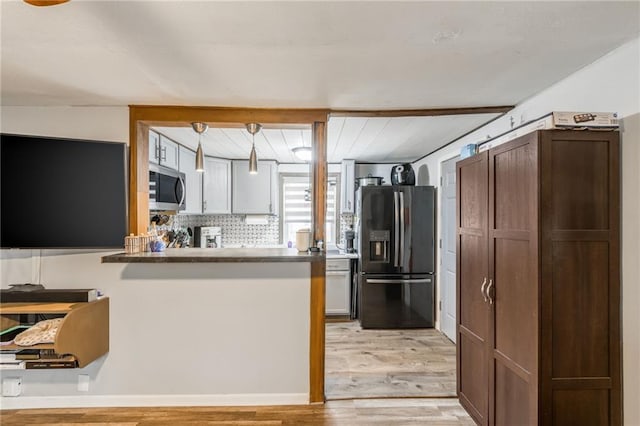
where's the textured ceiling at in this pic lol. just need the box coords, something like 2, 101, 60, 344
2, 1, 638, 161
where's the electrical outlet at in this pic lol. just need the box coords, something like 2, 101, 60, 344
2, 377, 22, 397
77, 374, 90, 392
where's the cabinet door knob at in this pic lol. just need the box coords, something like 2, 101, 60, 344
480, 277, 488, 303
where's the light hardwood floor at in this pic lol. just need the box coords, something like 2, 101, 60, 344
0, 399, 475, 425
0, 323, 471, 425
325, 321, 457, 399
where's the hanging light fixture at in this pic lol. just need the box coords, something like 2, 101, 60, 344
191, 122, 208, 173
292, 146, 312, 162
246, 123, 262, 175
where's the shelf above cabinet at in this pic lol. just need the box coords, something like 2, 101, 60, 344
0, 298, 109, 368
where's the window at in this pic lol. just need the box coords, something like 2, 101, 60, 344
281, 174, 339, 246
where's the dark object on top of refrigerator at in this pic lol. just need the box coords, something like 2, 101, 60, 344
390, 163, 415, 185
356, 185, 435, 329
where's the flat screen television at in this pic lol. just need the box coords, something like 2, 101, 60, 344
1, 133, 128, 249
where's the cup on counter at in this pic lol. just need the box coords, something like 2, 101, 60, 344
295, 229, 311, 252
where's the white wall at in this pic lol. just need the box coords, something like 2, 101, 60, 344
1, 254, 311, 408
0, 107, 311, 408
0, 106, 129, 143
414, 37, 640, 425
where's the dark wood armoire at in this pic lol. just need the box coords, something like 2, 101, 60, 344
456, 129, 621, 425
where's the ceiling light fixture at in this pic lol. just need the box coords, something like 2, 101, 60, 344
191, 122, 208, 173
292, 146, 312, 162
246, 123, 262, 175
24, 0, 69, 6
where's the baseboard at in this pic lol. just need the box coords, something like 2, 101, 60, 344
0, 393, 309, 410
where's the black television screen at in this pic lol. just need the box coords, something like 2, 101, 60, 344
1, 133, 127, 248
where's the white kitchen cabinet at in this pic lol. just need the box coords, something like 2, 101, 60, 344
326, 258, 351, 315
340, 159, 356, 213
178, 146, 203, 214
148, 130, 160, 164
203, 156, 231, 214
149, 131, 180, 170
159, 135, 179, 170
232, 160, 278, 215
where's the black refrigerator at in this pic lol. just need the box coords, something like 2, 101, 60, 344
356, 185, 435, 329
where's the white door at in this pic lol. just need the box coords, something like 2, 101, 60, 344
440, 156, 458, 342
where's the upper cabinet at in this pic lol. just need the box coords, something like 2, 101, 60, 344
232, 160, 278, 215
178, 146, 203, 214
340, 159, 356, 214
148, 130, 160, 164
149, 130, 179, 170
203, 157, 231, 214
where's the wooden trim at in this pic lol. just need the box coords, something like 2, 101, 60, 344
309, 261, 326, 403
129, 106, 330, 403
128, 111, 150, 234
329, 105, 514, 118
311, 122, 327, 243
129, 105, 330, 126
309, 121, 327, 403
128, 106, 331, 234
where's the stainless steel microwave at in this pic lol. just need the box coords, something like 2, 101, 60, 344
149, 164, 186, 211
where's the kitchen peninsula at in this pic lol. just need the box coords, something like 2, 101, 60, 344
38, 247, 323, 409
102, 248, 323, 263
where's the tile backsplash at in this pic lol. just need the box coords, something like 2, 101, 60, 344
166, 212, 354, 248
171, 214, 280, 246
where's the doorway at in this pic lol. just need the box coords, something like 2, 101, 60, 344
440, 155, 459, 342
324, 156, 459, 401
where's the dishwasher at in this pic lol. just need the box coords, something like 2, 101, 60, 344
325, 258, 351, 316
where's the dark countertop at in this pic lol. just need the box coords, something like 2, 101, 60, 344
101, 248, 325, 263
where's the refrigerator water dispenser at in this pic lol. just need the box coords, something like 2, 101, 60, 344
368, 230, 389, 262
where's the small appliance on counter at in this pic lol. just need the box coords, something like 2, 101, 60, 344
344, 226, 356, 253
295, 228, 312, 252
390, 163, 415, 185
193, 226, 222, 248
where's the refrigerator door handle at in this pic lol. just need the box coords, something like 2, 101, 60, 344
367, 278, 432, 284
394, 191, 400, 267
400, 190, 405, 267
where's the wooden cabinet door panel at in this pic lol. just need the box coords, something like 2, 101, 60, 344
489, 139, 538, 426
457, 152, 489, 425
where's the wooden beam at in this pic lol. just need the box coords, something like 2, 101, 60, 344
329, 105, 514, 118
128, 109, 150, 235
309, 121, 327, 404
129, 105, 330, 126
309, 261, 326, 404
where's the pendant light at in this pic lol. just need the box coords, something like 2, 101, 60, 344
246, 123, 262, 175
191, 122, 208, 173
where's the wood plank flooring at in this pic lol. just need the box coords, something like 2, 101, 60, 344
0, 322, 471, 425
325, 322, 457, 399
0, 399, 475, 425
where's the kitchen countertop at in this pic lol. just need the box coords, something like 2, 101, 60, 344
101, 247, 326, 263
325, 250, 359, 259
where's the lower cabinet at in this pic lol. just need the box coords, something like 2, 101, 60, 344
326, 259, 351, 316
456, 130, 621, 425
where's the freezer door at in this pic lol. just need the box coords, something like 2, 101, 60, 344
359, 274, 435, 329
398, 186, 435, 274
358, 186, 397, 274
